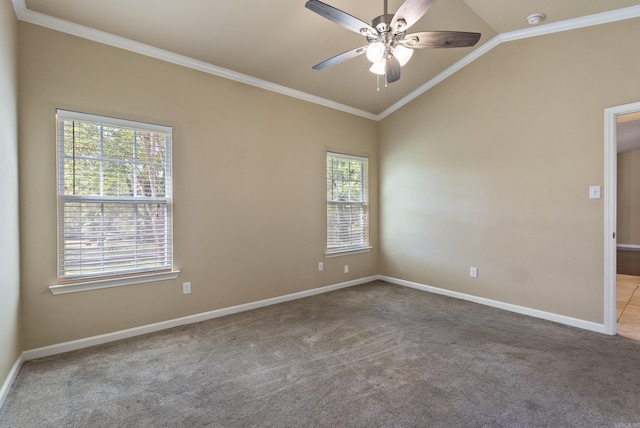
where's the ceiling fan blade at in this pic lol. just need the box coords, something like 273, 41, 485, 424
312, 46, 368, 70
391, 0, 437, 32
305, 0, 376, 36
386, 55, 401, 83
402, 31, 481, 48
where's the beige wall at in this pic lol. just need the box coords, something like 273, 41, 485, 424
18, 23, 378, 349
379, 19, 640, 323
15, 7, 640, 353
617, 148, 640, 245
0, 0, 21, 388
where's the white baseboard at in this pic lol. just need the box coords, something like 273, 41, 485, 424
379, 275, 606, 334
9, 273, 605, 409
23, 276, 378, 361
22, 273, 608, 361
617, 244, 640, 250
0, 354, 24, 411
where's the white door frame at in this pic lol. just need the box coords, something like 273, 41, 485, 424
604, 101, 640, 335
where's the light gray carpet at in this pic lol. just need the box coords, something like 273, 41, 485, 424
2, 280, 640, 427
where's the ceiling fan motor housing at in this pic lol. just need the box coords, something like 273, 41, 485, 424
367, 15, 406, 38
366, 14, 407, 57
370, 14, 393, 33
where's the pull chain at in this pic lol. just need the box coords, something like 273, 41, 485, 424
376, 74, 388, 94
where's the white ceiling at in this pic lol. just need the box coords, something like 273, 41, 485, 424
16, 0, 640, 117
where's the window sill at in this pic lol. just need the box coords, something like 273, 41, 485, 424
325, 247, 372, 258
49, 270, 181, 295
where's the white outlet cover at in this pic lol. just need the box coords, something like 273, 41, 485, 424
183, 282, 191, 294
344, 265, 349, 273
589, 186, 601, 199
318, 262, 324, 272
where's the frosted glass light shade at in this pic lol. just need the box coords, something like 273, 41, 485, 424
366, 42, 385, 63
393, 45, 413, 66
369, 60, 386, 75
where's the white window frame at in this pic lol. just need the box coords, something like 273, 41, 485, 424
52, 110, 178, 294
326, 152, 371, 256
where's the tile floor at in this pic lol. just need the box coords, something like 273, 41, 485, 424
616, 274, 640, 341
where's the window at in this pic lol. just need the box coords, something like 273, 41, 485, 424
56, 110, 173, 284
326, 152, 370, 254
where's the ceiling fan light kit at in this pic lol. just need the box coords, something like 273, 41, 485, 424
305, 0, 481, 85
394, 45, 414, 66
366, 42, 386, 63
369, 61, 386, 75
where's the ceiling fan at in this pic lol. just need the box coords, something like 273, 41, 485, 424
305, 0, 481, 84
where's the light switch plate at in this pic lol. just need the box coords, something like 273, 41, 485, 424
589, 186, 601, 199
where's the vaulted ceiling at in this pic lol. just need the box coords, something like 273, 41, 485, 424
15, 0, 640, 118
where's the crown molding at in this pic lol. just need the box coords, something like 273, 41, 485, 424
11, 0, 640, 122
377, 34, 503, 120
11, 0, 377, 121
378, 5, 640, 120
500, 5, 640, 43
10, 0, 26, 18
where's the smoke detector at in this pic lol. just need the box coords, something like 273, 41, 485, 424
527, 13, 545, 25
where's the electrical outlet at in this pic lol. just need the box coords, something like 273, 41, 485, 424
470, 267, 478, 278
318, 262, 324, 272
344, 265, 349, 274
182, 282, 191, 294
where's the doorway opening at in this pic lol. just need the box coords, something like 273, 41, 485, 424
604, 101, 640, 337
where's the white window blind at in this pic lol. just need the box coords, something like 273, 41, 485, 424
326, 152, 369, 253
56, 110, 173, 283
